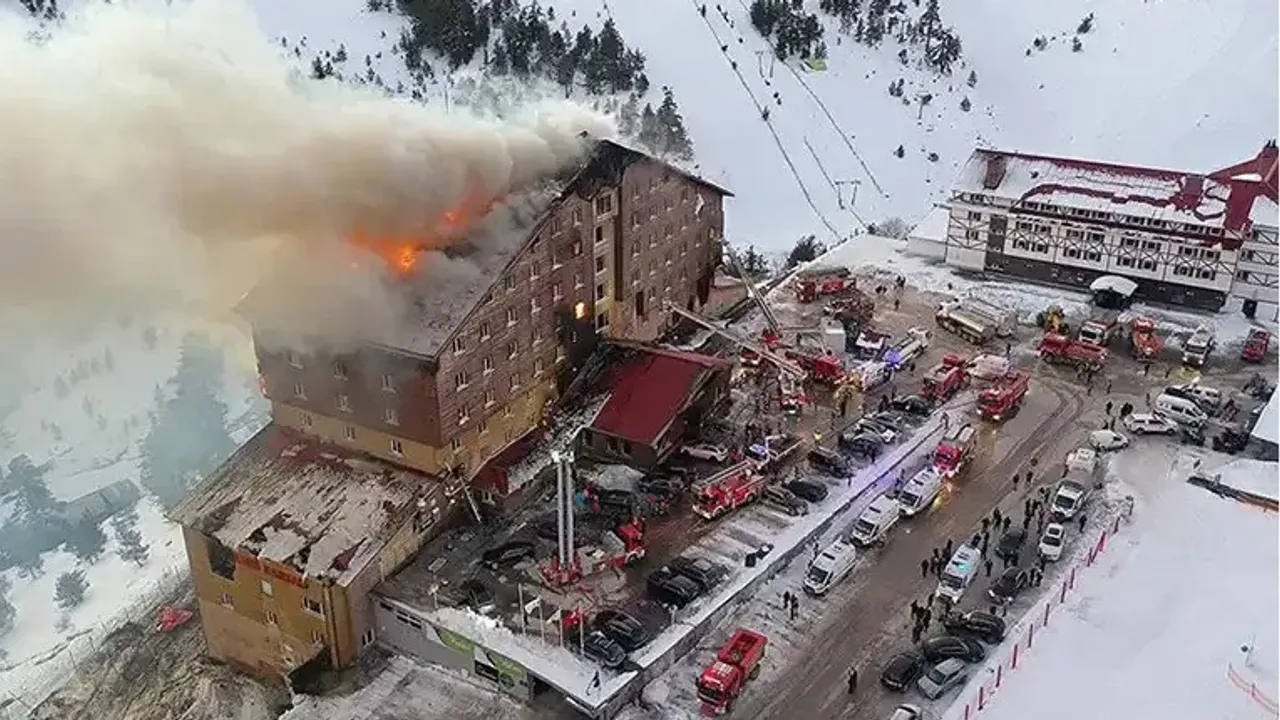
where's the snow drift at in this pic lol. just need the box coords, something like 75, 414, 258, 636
0, 0, 613, 345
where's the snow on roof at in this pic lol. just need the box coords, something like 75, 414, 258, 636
1251, 387, 1278, 447
909, 206, 950, 241
952, 148, 1271, 236
1252, 195, 1279, 228
968, 478, 1278, 720
581, 463, 644, 491
499, 395, 609, 492
170, 424, 440, 585
1211, 457, 1279, 503
1089, 275, 1138, 297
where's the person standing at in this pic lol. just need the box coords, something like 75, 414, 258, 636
921, 559, 930, 578
847, 667, 859, 694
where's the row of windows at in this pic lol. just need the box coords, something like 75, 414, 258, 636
1010, 220, 1226, 261
1017, 199, 1227, 238
286, 353, 398, 392
299, 411, 466, 454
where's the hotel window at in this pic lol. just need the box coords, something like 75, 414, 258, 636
1063, 247, 1081, 259
1117, 257, 1135, 268
506, 308, 517, 326
596, 283, 606, 301
455, 371, 470, 390
390, 438, 404, 455
551, 217, 563, 235
337, 393, 352, 412
483, 356, 494, 374
509, 373, 521, 391
381, 374, 396, 393
507, 340, 518, 359
530, 262, 541, 281
553, 283, 563, 301
484, 389, 496, 407
595, 255, 606, 273
333, 361, 348, 379
452, 336, 466, 354
457, 406, 470, 425
595, 194, 613, 215
293, 382, 306, 399
967, 211, 982, 220
965, 230, 979, 240
535, 358, 545, 376
572, 208, 583, 225
1084, 250, 1102, 262
287, 351, 302, 368
450, 438, 463, 451
1139, 259, 1157, 271
479, 321, 491, 341
504, 275, 516, 291
344, 425, 356, 441
301, 413, 314, 428
384, 408, 399, 426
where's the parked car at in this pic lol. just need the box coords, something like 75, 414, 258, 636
868, 411, 909, 429
1088, 429, 1130, 451
888, 705, 924, 720
636, 475, 685, 497
994, 528, 1027, 562
808, 446, 850, 476
1122, 413, 1177, 436
879, 650, 927, 691
920, 635, 986, 663
1050, 481, 1090, 522
646, 568, 702, 608
917, 658, 968, 700
582, 631, 626, 669
667, 556, 727, 594
762, 486, 809, 516
1165, 384, 1223, 412
481, 541, 536, 570
593, 610, 649, 652
1179, 423, 1206, 446
890, 395, 933, 415
459, 578, 495, 613
988, 567, 1029, 604
785, 479, 830, 502
1038, 523, 1066, 562
1214, 429, 1250, 454
853, 418, 899, 444
839, 432, 884, 459
681, 443, 729, 462
942, 611, 1006, 643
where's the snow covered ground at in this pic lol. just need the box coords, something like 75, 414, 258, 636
950, 455, 1278, 720
0, 315, 264, 710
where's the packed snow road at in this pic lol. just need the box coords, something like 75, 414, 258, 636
733, 377, 1091, 720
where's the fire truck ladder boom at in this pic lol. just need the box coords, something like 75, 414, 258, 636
665, 302, 807, 379
721, 243, 783, 339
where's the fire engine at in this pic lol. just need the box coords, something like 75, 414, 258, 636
692, 462, 767, 520
853, 329, 889, 359
932, 424, 976, 478
1127, 317, 1161, 360
1242, 328, 1271, 363
921, 353, 969, 402
1077, 309, 1122, 348
977, 371, 1030, 422
696, 628, 768, 715
1038, 333, 1106, 371
577, 520, 647, 575
796, 275, 855, 303
785, 348, 846, 385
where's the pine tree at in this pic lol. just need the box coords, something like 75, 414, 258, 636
64, 517, 109, 563
0, 576, 15, 638
54, 570, 87, 610
967, 69, 978, 87
655, 88, 695, 161
618, 96, 640, 136
112, 510, 150, 567
6, 455, 57, 520
786, 235, 827, 267
960, 96, 971, 112
139, 334, 236, 509
894, 144, 905, 158
638, 103, 663, 153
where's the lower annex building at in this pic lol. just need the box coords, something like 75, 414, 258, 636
171, 138, 732, 679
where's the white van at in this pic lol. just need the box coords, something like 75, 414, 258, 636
1064, 447, 1098, 476
1154, 393, 1208, 427
897, 467, 944, 517
803, 537, 859, 596
1167, 383, 1223, 412
848, 495, 902, 547
935, 544, 982, 604
851, 361, 892, 392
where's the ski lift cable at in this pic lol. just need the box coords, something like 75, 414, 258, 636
803, 137, 868, 227
728, 0, 889, 200
684, 0, 850, 242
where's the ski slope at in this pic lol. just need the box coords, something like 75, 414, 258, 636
969, 462, 1279, 720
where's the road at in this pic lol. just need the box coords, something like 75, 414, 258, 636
732, 374, 1091, 720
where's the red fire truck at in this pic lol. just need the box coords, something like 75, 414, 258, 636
1038, 333, 1106, 371
785, 348, 846, 385
1128, 317, 1162, 360
932, 424, 976, 478
1077, 309, 1122, 348
921, 353, 970, 402
696, 628, 768, 715
794, 266, 852, 303
692, 462, 766, 520
977, 371, 1030, 422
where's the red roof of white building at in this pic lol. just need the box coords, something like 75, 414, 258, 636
954, 142, 1280, 242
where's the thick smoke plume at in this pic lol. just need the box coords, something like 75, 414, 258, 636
0, 0, 614, 346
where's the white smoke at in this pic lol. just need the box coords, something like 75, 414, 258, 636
0, 0, 615, 345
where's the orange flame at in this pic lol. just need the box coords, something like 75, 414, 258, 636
348, 196, 505, 277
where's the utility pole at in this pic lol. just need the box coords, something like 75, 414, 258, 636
834, 179, 861, 213
754, 50, 776, 80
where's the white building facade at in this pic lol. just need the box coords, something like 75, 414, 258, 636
941, 143, 1279, 321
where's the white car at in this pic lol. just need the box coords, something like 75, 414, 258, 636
853, 419, 899, 444
1038, 522, 1065, 561
888, 705, 923, 720
1088, 429, 1130, 451
682, 443, 729, 462
1122, 413, 1178, 435
967, 354, 1011, 380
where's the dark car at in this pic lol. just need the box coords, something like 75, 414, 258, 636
593, 609, 649, 652
459, 578, 496, 613
647, 568, 702, 608
808, 446, 850, 476
593, 488, 638, 514
668, 555, 728, 593
943, 611, 1006, 644
995, 528, 1027, 562
890, 395, 933, 416
582, 631, 626, 669
637, 475, 685, 497
1179, 423, 1206, 446
869, 411, 910, 429
1213, 429, 1249, 454
785, 479, 830, 503
988, 567, 1029, 605
839, 432, 884, 459
481, 541, 536, 570
921, 635, 986, 663
880, 650, 927, 691
762, 486, 809, 516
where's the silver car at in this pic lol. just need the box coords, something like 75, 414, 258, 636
917, 657, 968, 699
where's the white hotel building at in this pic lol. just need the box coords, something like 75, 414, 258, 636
937, 142, 1279, 321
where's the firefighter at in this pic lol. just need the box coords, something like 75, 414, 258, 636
847, 667, 859, 694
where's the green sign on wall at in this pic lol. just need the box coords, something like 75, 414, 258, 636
489, 651, 527, 685
436, 627, 474, 658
